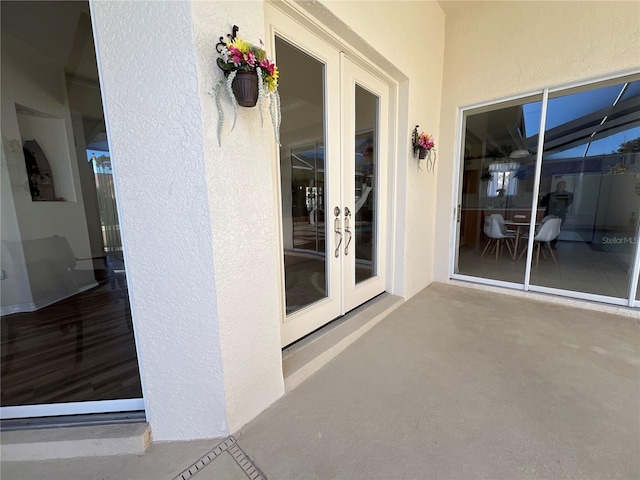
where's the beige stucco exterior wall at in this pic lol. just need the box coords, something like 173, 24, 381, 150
92, 0, 232, 441
191, 0, 286, 435
434, 1, 640, 283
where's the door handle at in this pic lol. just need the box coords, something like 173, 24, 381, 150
344, 206, 352, 256
334, 206, 342, 258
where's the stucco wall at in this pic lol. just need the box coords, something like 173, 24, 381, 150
190, 0, 285, 434
91, 0, 229, 441
434, 1, 640, 283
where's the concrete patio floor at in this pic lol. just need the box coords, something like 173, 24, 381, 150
2, 283, 639, 479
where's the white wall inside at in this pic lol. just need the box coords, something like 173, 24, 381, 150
435, 1, 640, 283
0, 152, 32, 310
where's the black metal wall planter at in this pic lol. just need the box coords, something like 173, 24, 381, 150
213, 25, 281, 146
411, 125, 437, 173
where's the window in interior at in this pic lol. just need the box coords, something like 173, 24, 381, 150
486, 162, 519, 198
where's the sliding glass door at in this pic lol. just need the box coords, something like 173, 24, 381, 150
454, 73, 640, 307
1, 1, 143, 419
455, 95, 543, 285
530, 79, 640, 300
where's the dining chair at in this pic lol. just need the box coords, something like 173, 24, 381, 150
490, 213, 517, 236
517, 214, 556, 249
518, 217, 562, 265
481, 216, 514, 260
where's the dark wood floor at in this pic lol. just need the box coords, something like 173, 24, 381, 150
1, 280, 142, 407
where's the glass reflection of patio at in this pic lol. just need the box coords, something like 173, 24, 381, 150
458, 238, 634, 299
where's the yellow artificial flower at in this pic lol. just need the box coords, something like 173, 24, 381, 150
266, 76, 277, 92
228, 38, 252, 54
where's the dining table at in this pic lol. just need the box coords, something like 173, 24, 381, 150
504, 220, 540, 260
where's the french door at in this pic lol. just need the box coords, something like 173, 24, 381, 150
270, 8, 390, 346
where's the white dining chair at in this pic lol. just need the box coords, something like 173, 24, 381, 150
518, 217, 562, 265
481, 216, 514, 260
490, 213, 517, 236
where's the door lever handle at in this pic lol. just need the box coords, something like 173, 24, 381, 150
344, 206, 352, 256
334, 206, 342, 258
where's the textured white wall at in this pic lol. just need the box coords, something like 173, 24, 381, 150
315, 0, 446, 298
91, 0, 228, 441
190, 0, 285, 433
434, 1, 640, 283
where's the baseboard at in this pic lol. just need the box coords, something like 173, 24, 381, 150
0, 281, 99, 315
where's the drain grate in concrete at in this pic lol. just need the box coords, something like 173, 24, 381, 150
173, 436, 266, 480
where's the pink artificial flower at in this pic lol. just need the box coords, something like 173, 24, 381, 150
246, 51, 256, 67
228, 45, 244, 64
260, 59, 275, 76
418, 133, 434, 150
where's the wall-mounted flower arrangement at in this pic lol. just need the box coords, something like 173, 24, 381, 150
411, 125, 437, 173
214, 25, 280, 146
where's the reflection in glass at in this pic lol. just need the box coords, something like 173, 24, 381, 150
530, 78, 640, 298
1, 1, 141, 406
455, 96, 543, 284
354, 86, 378, 283
276, 37, 327, 314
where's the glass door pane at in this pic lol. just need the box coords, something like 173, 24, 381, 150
353, 85, 378, 284
341, 58, 388, 312
455, 96, 543, 284
530, 77, 640, 298
271, 5, 343, 346
276, 37, 328, 315
1, 1, 142, 409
